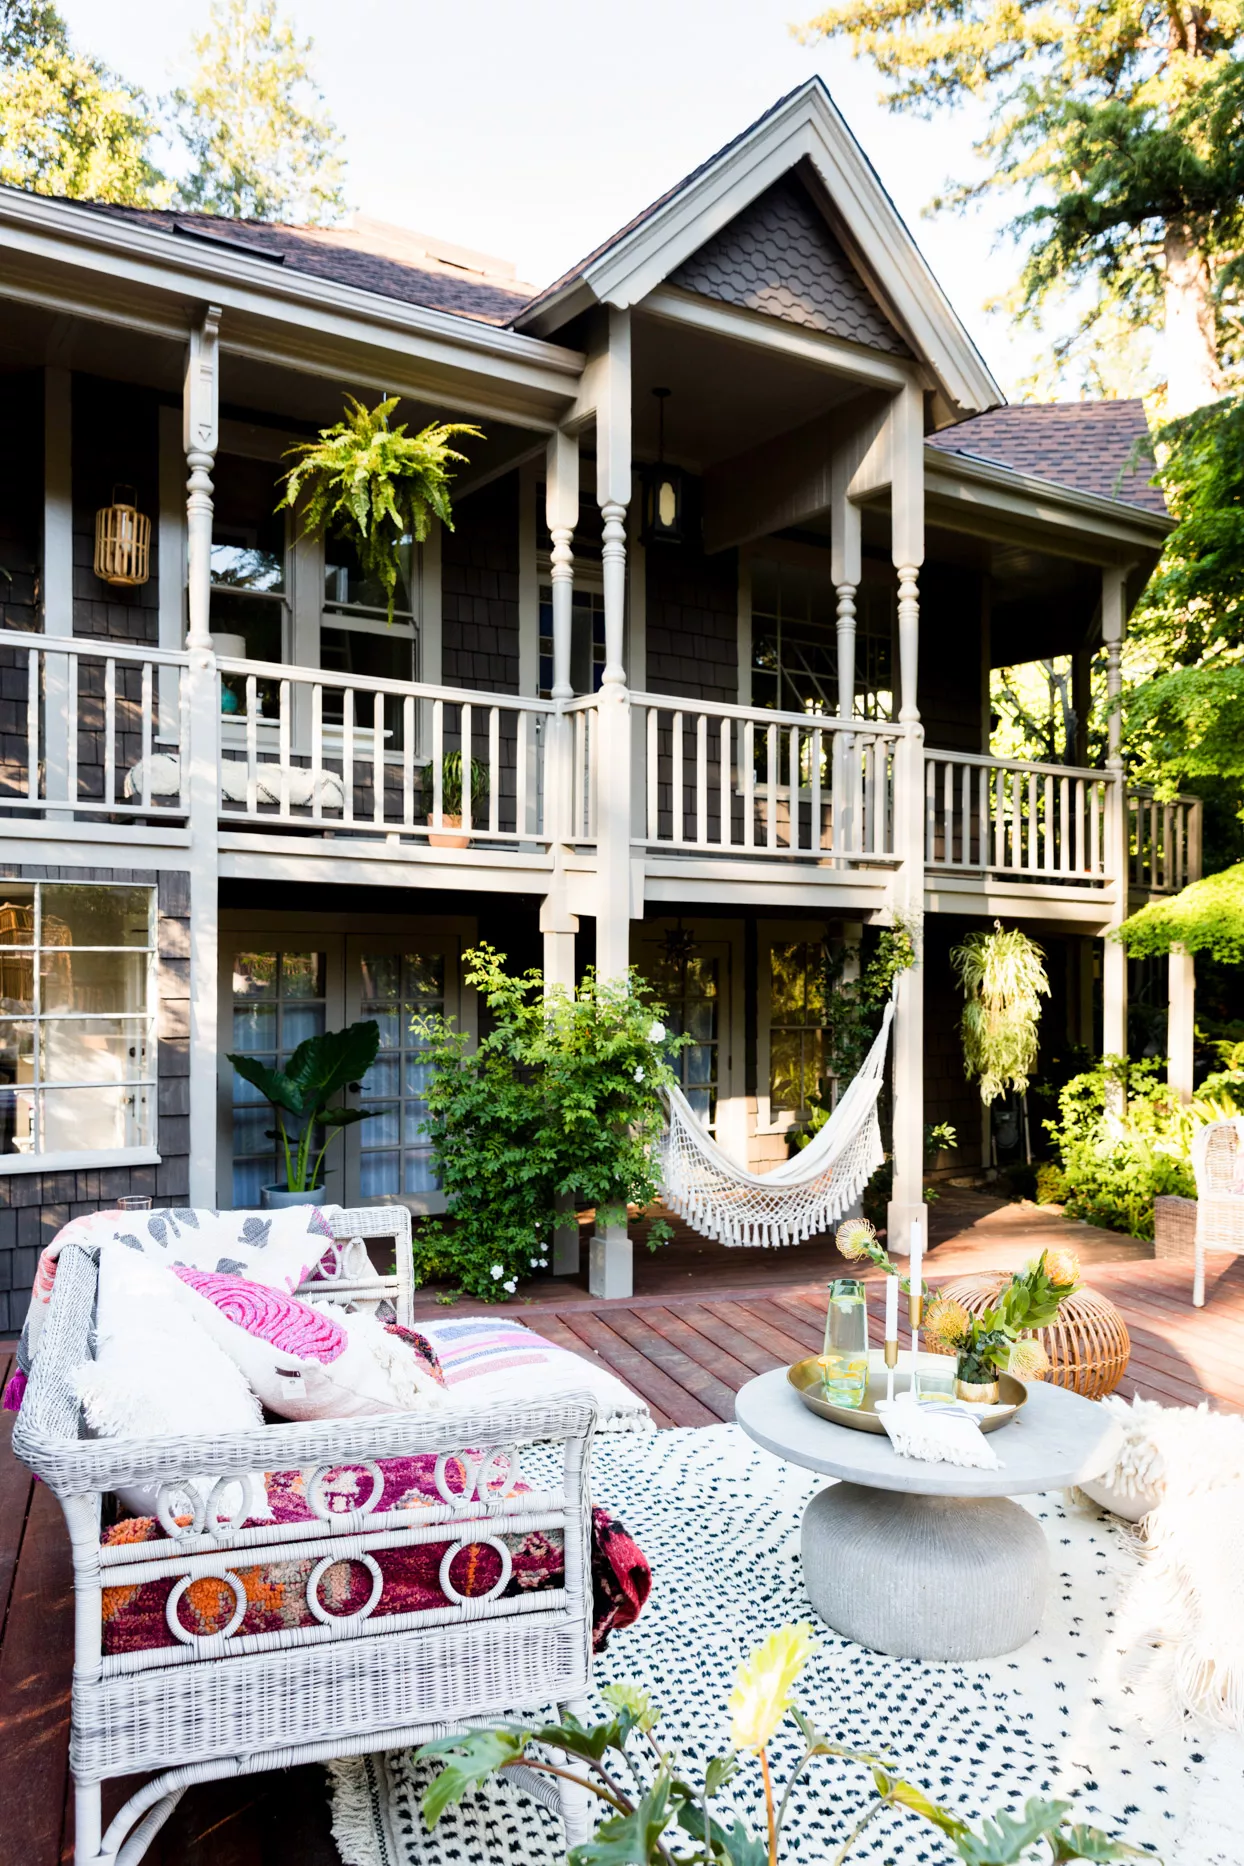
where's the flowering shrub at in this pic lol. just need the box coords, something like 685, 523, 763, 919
411, 945, 682, 1300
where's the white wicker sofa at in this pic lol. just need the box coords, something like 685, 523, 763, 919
1192, 1118, 1244, 1306
13, 1207, 598, 1866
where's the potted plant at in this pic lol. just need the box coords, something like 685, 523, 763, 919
277, 395, 482, 622
427, 749, 488, 848
226, 1020, 381, 1207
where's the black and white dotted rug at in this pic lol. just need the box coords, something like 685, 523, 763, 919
328, 1424, 1244, 1865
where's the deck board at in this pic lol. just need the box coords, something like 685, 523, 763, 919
2, 1230, 1242, 1863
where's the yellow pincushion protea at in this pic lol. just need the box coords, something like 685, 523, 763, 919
728, 1622, 820, 1752
1006, 1337, 1050, 1380
835, 1218, 879, 1263
1043, 1248, 1081, 1289
923, 1297, 970, 1349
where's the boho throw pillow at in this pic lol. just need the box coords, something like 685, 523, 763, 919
414, 1315, 652, 1431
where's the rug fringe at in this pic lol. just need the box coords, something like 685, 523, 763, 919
328, 1756, 392, 1866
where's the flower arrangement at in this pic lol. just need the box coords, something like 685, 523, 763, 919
835, 1219, 1082, 1396
417, 1619, 1145, 1864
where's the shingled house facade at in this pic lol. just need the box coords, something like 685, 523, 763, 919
0, 78, 1190, 1316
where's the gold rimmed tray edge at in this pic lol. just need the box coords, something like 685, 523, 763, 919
787, 1352, 1027, 1435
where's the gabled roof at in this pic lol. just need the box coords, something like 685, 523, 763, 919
512, 77, 1002, 420
61, 201, 533, 327
927, 401, 1167, 516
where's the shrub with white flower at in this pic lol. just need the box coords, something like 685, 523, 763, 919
409, 945, 687, 1303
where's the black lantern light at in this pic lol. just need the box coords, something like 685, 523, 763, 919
641, 387, 687, 545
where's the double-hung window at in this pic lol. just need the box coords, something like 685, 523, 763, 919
0, 883, 156, 1165
322, 535, 418, 749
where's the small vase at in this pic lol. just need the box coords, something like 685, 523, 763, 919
261, 1184, 328, 1209
955, 1375, 1001, 1404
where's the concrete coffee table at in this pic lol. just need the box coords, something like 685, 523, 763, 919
735, 1365, 1123, 1661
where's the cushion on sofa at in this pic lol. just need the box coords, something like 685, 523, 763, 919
414, 1315, 652, 1431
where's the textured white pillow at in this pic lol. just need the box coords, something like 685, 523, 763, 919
169, 1269, 446, 1422
76, 1248, 265, 1521
415, 1315, 653, 1432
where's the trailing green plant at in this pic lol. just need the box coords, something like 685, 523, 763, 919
226, 1020, 380, 1192
277, 395, 481, 621
822, 916, 916, 1086
418, 1621, 1146, 1865
950, 921, 1050, 1105
411, 945, 685, 1300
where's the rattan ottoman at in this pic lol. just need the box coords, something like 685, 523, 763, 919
927, 1272, 1130, 1401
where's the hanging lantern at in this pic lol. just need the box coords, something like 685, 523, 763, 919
641, 388, 687, 545
94, 485, 151, 588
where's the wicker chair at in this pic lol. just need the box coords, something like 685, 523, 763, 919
1191, 1119, 1244, 1307
13, 1210, 599, 1866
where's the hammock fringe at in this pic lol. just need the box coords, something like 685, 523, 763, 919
659, 1002, 894, 1249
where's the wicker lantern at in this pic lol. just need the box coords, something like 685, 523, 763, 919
927, 1271, 1131, 1401
93, 485, 151, 588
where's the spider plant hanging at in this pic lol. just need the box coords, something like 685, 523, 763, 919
277, 395, 482, 621
950, 920, 1050, 1104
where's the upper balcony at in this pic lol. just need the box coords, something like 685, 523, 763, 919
0, 630, 1200, 917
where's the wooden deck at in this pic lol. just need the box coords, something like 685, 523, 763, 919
1, 1200, 1240, 1864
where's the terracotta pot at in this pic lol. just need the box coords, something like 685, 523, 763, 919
955, 1375, 1000, 1404
427, 814, 470, 849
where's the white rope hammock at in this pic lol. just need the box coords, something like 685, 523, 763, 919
659, 1000, 894, 1249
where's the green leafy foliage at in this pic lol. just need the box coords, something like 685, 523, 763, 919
170, 0, 347, 223
412, 946, 683, 1300
278, 396, 481, 622
226, 1019, 379, 1192
417, 1659, 1149, 1865
822, 918, 915, 1087
1116, 861, 1244, 964
951, 923, 1050, 1105
437, 749, 488, 812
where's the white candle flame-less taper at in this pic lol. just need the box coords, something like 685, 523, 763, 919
884, 1270, 899, 1402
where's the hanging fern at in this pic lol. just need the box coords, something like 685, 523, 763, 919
278, 396, 482, 619
950, 920, 1050, 1105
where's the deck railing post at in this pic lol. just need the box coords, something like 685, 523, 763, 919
1101, 568, 1129, 1083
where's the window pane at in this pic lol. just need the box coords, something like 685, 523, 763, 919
209, 589, 284, 664
233, 953, 278, 999
232, 1003, 277, 1054
324, 531, 413, 613
360, 955, 401, 1001
40, 885, 150, 948
40, 950, 147, 1015
769, 1032, 803, 1112
42, 1084, 152, 1152
0, 886, 35, 945
0, 1086, 34, 1154
281, 1004, 325, 1050
281, 953, 325, 1000
0, 952, 33, 1016
211, 453, 285, 591
403, 1151, 438, 1194
230, 947, 326, 1204
39, 1019, 149, 1084
0, 1019, 34, 1081
361, 1149, 400, 1198
405, 954, 444, 998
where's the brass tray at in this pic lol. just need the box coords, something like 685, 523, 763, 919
787, 1351, 1027, 1435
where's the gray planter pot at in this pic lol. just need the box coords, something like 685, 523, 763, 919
261, 1184, 328, 1209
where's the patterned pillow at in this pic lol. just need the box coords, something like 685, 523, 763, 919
415, 1316, 651, 1431
170, 1270, 445, 1421
96, 1203, 337, 1291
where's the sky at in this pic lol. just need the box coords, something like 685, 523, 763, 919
59, 0, 1053, 397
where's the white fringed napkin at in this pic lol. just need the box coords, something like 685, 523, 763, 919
875, 1392, 1003, 1470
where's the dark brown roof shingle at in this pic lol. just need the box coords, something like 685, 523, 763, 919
927, 400, 1167, 516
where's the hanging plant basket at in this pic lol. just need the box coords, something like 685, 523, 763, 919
94, 485, 151, 588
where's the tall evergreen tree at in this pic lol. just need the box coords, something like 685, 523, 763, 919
171, 0, 347, 224
797, 0, 1244, 412
0, 0, 166, 205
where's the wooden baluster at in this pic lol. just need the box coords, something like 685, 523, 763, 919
65, 656, 79, 809
101, 656, 114, 809
766, 722, 778, 850
1090, 780, 1101, 874
1073, 776, 1084, 874
372, 691, 385, 827
720, 716, 732, 849
311, 684, 324, 821
516, 709, 529, 838
245, 675, 258, 815
696, 712, 709, 845
279, 679, 292, 818
1149, 796, 1158, 889
1162, 803, 1173, 892
1026, 773, 1037, 870
789, 723, 801, 855
1042, 774, 1053, 871
809, 725, 821, 854
1059, 775, 1070, 873
573, 709, 585, 839
646, 706, 658, 842
431, 698, 443, 832
460, 703, 473, 836
671, 711, 684, 844
743, 721, 755, 849
402, 695, 415, 828
488, 706, 500, 836
341, 688, 355, 825
140, 662, 155, 810
1008, 771, 1020, 868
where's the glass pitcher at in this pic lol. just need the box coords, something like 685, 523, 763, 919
820, 1277, 869, 1409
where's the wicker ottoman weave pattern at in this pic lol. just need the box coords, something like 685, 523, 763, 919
926, 1274, 1131, 1401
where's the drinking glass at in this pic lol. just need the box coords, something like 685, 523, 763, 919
114, 1195, 152, 1211
820, 1277, 869, 1409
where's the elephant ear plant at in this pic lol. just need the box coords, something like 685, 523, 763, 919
227, 1020, 381, 1194
417, 1622, 1148, 1866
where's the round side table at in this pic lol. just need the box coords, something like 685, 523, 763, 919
734, 1368, 1121, 1662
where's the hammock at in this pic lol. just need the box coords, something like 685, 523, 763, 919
659, 1000, 894, 1249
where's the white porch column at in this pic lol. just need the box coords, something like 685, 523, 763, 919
885, 385, 927, 1257
42, 366, 72, 815
184, 306, 222, 1207
588, 309, 634, 1299
1101, 566, 1129, 1067
1167, 943, 1196, 1101
830, 466, 859, 855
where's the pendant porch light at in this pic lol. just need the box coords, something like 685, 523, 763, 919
93, 484, 151, 588
641, 387, 687, 545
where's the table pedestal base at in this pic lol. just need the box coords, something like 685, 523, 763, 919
801, 1481, 1048, 1660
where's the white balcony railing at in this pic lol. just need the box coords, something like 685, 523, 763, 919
1128, 787, 1202, 895
924, 750, 1113, 883
630, 694, 900, 862
0, 629, 190, 820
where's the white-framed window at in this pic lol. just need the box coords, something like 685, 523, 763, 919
748, 556, 894, 720
229, 949, 329, 1207
537, 569, 605, 699
767, 938, 829, 1121
322, 534, 420, 749
0, 882, 158, 1170
210, 451, 289, 669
